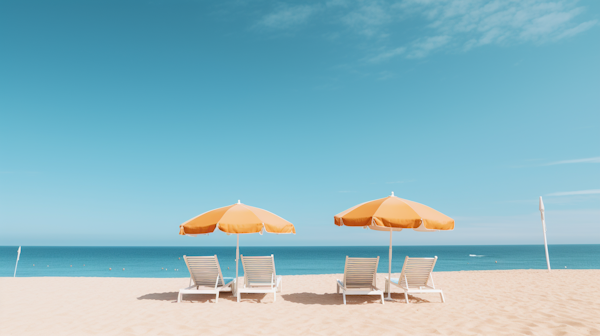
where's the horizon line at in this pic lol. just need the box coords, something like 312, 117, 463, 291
2, 243, 598, 247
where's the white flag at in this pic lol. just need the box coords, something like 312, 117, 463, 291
14, 246, 21, 277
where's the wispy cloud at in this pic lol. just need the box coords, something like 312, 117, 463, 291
258, 0, 597, 60
555, 19, 598, 39
406, 35, 451, 58
342, 1, 392, 37
368, 47, 406, 62
545, 156, 600, 165
258, 5, 319, 29
391, 0, 597, 58
547, 189, 600, 196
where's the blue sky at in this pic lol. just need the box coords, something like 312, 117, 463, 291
1, 0, 598, 246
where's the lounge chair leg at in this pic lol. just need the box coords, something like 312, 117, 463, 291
273, 291, 276, 302
343, 293, 346, 305
177, 292, 182, 303
215, 292, 219, 303
381, 293, 385, 304
404, 291, 409, 304
440, 292, 445, 303
336, 283, 339, 294
237, 292, 241, 303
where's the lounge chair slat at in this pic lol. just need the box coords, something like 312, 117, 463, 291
178, 255, 235, 303
237, 254, 282, 303
385, 256, 444, 304
336, 256, 384, 305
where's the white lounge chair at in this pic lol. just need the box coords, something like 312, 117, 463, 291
237, 254, 282, 303
336, 256, 384, 305
385, 256, 445, 303
178, 255, 235, 303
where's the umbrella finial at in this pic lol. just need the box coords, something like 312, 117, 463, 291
238, 199, 241, 204
391, 191, 394, 197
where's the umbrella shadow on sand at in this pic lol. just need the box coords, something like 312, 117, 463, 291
137, 291, 271, 303
281, 292, 430, 305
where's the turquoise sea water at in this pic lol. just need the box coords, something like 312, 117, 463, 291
1, 245, 598, 278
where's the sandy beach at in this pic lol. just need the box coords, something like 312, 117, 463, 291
1, 270, 599, 335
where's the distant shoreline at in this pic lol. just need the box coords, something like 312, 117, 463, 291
5, 268, 600, 279
2, 243, 599, 247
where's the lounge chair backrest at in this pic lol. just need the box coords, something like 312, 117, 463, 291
399, 256, 437, 288
241, 255, 277, 287
343, 256, 379, 288
183, 255, 225, 288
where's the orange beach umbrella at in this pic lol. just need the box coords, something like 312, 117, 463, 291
179, 200, 295, 295
334, 192, 454, 300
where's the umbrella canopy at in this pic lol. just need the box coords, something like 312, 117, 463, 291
334, 192, 453, 300
334, 193, 454, 231
179, 200, 295, 297
179, 201, 296, 235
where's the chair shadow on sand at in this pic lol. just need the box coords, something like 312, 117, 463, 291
281, 292, 430, 305
137, 291, 431, 304
137, 291, 270, 303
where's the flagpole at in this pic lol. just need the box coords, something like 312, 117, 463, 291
14, 246, 21, 277
539, 197, 551, 271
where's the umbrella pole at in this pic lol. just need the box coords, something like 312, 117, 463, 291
386, 229, 393, 300
234, 234, 240, 297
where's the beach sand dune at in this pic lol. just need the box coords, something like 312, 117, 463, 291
1, 270, 599, 335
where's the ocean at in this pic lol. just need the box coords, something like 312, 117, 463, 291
1, 245, 598, 278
